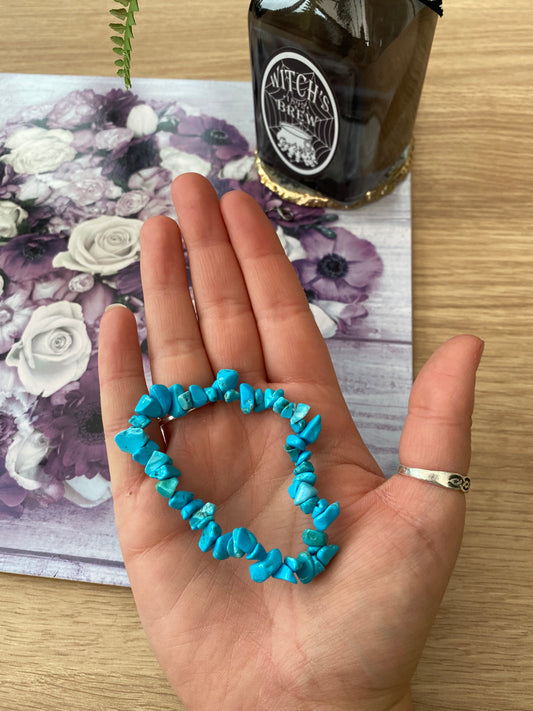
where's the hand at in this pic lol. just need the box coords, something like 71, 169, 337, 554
98, 173, 483, 711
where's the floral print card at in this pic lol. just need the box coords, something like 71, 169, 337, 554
0, 74, 412, 586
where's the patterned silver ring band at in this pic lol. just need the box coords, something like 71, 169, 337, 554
397, 465, 471, 493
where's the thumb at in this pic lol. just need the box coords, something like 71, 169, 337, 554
399, 334, 484, 475
383, 334, 483, 568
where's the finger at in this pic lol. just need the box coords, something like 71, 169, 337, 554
98, 305, 177, 552
381, 334, 484, 561
219, 188, 340, 389
140, 213, 212, 386
98, 306, 150, 499
171, 174, 265, 384
399, 334, 483, 474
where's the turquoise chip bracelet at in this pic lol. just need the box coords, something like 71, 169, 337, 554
114, 369, 340, 585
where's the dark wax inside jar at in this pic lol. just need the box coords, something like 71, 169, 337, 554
249, 0, 437, 204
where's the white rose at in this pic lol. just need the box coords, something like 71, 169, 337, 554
127, 104, 159, 137
0, 126, 76, 174
276, 226, 307, 262
63, 473, 113, 508
52, 215, 142, 275
309, 302, 338, 339
6, 301, 92, 397
160, 146, 211, 179
0, 200, 28, 240
218, 155, 258, 181
6, 427, 50, 491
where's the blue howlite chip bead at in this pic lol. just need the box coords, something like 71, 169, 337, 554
115, 427, 149, 454
290, 403, 310, 423
227, 537, 246, 558
212, 532, 232, 560
290, 419, 306, 434
265, 388, 284, 408
254, 388, 266, 413
233, 527, 257, 554
294, 471, 317, 486
224, 389, 239, 403
294, 482, 319, 506
312, 498, 329, 518
314, 502, 340, 531
189, 502, 217, 530
177, 390, 194, 411
145, 450, 172, 476
199, 520, 222, 552
149, 384, 172, 415
307, 545, 321, 554
155, 477, 179, 499
132, 439, 159, 465
294, 461, 315, 475
135, 394, 163, 419
169, 490, 194, 510
249, 548, 283, 582
288, 481, 300, 499
204, 386, 218, 403
128, 414, 151, 429
286, 434, 307, 451
302, 528, 328, 547
312, 557, 326, 576
169, 384, 187, 417
296, 450, 313, 464
316, 544, 339, 567
272, 396, 289, 414
300, 414, 322, 444
283, 445, 301, 462
295, 552, 315, 584
216, 368, 239, 393
280, 402, 295, 419
246, 542, 267, 561
152, 464, 181, 481
272, 563, 298, 584
239, 383, 255, 414
285, 556, 302, 572
190, 384, 208, 408
181, 498, 204, 520
299, 495, 319, 514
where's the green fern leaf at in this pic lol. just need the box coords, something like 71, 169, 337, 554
109, 0, 138, 89
109, 8, 127, 20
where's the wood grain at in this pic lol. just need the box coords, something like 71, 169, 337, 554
1, 1, 532, 710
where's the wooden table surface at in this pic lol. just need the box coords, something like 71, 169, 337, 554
1, 2, 532, 710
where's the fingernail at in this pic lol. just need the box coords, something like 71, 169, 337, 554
104, 303, 130, 313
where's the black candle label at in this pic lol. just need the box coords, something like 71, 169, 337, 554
260, 50, 339, 176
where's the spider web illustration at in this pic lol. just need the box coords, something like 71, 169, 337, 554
263, 59, 336, 169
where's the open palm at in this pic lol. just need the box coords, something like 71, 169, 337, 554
98, 173, 482, 711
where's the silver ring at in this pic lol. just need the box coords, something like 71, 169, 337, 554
397, 465, 470, 493
159, 414, 177, 428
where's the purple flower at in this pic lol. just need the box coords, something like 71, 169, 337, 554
0, 411, 18, 456
113, 260, 143, 301
0, 232, 67, 282
47, 90, 101, 130
171, 115, 249, 163
95, 89, 141, 129
0, 290, 34, 353
35, 365, 108, 481
0, 469, 26, 519
102, 136, 160, 186
294, 228, 383, 303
